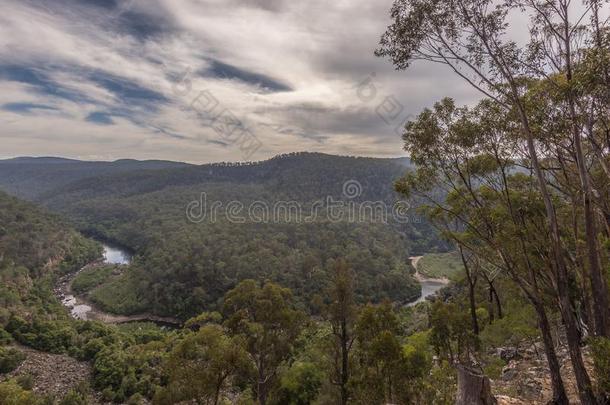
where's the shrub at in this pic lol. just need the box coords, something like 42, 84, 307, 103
71, 266, 115, 294
0, 347, 26, 373
16, 374, 34, 390
59, 382, 90, 405
0, 327, 13, 345
0, 380, 40, 405
93, 346, 128, 391
591, 337, 610, 399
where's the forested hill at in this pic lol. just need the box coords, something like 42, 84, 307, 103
0, 153, 411, 204
0, 157, 190, 200
0, 153, 443, 319
0, 190, 100, 319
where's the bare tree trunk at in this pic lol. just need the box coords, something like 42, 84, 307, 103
562, 0, 610, 339
533, 301, 569, 404
455, 365, 496, 405
459, 246, 480, 335
516, 105, 598, 405
506, 260, 569, 405
257, 365, 267, 405
340, 318, 349, 405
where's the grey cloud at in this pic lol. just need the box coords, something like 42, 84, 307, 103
0, 0, 480, 163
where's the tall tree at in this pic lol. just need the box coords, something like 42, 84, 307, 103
326, 260, 356, 405
159, 324, 249, 405
394, 98, 570, 404
223, 280, 304, 405
376, 2, 607, 402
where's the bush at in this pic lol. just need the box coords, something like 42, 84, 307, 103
272, 362, 323, 405
482, 356, 506, 380
59, 381, 90, 405
71, 266, 115, 294
591, 337, 610, 399
0, 327, 13, 345
0, 380, 40, 404
0, 347, 26, 373
16, 374, 34, 390
93, 346, 128, 391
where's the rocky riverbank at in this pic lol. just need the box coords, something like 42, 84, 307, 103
55, 261, 181, 327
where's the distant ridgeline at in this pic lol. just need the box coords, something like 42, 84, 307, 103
0, 153, 448, 318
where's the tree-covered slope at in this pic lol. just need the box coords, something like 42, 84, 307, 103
0, 153, 446, 318
0, 190, 101, 324
0, 157, 191, 200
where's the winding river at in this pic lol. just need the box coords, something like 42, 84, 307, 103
406, 256, 449, 307
102, 244, 131, 265
60, 244, 131, 320
58, 244, 181, 326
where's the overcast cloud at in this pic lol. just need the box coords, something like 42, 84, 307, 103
0, 0, 480, 163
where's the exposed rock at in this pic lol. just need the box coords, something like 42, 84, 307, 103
495, 395, 527, 405
1, 345, 101, 403
501, 363, 518, 381
497, 347, 519, 362
517, 378, 543, 400
491, 341, 596, 404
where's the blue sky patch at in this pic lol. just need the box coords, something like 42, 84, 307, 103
86, 111, 115, 125
203, 60, 293, 93
2, 102, 57, 114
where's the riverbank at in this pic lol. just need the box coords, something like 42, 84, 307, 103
55, 245, 181, 327
407, 255, 450, 306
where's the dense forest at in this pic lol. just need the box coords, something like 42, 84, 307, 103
0, 153, 446, 318
0, 189, 505, 404
1, 0, 610, 403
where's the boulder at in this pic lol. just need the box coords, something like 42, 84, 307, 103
497, 347, 519, 362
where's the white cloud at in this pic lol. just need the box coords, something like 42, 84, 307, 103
0, 0, 482, 163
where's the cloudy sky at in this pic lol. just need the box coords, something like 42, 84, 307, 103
0, 0, 479, 163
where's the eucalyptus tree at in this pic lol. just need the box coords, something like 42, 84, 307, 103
223, 280, 305, 405
376, 1, 608, 402
325, 259, 357, 405
394, 98, 570, 404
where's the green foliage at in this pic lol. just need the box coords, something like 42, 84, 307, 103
479, 303, 539, 349
417, 252, 464, 280
224, 280, 305, 404
59, 382, 89, 405
15, 374, 35, 391
483, 356, 507, 380
0, 347, 26, 373
423, 361, 457, 405
8, 318, 77, 354
352, 303, 404, 404
352, 303, 432, 405
93, 345, 128, 392
271, 361, 323, 405
0, 380, 41, 405
155, 325, 249, 404
0, 154, 447, 319
183, 311, 222, 331
89, 275, 149, 315
0, 327, 13, 345
590, 337, 610, 398
429, 301, 478, 363
71, 266, 115, 294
